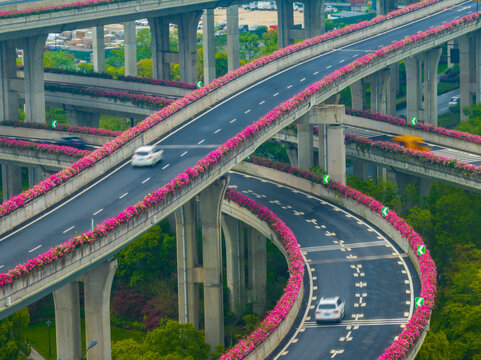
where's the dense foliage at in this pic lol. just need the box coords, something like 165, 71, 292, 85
0, 308, 30, 360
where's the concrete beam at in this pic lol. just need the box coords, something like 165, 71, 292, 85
203, 9, 216, 84
227, 5, 240, 72
123, 21, 137, 77
92, 26, 106, 73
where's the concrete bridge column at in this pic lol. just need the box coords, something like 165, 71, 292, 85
394, 171, 432, 198
353, 159, 369, 180
176, 11, 202, 84
227, 5, 240, 72
175, 199, 200, 329
369, 69, 390, 113
423, 48, 442, 126
123, 21, 137, 77
0, 40, 19, 121
66, 108, 100, 128
404, 55, 423, 123
28, 167, 48, 188
222, 214, 246, 317
248, 227, 266, 317
82, 259, 117, 360
297, 115, 314, 170
386, 63, 399, 116
286, 144, 298, 167
149, 16, 173, 80
350, 79, 366, 110
92, 26, 105, 73
277, 0, 294, 49
1, 163, 22, 201
304, 0, 324, 39
53, 282, 82, 360
203, 9, 216, 84
458, 33, 480, 121
23, 35, 47, 123
201, 176, 229, 349
377, 0, 398, 15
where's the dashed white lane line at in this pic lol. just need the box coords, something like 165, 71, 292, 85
273, 92, 279, 96
28, 245, 42, 253
0, 265, 3, 269
162, 164, 170, 170
313, 71, 319, 75
92, 208, 103, 216
287, 85, 292, 89
326, 65, 332, 69
300, 77, 306, 82
339, 59, 345, 63
180, 151, 188, 157
214, 128, 221, 134
198, 139, 205, 144
142, 177, 150, 184
119, 192, 128, 199
245, 109, 251, 114
62, 226, 75, 234
230, 118, 237, 123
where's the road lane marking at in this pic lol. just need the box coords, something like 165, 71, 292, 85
300, 78, 306, 82
214, 129, 221, 134
62, 226, 75, 234
259, 100, 265, 105
313, 71, 319, 75
180, 151, 188, 157
0, 265, 3, 269
273, 92, 279, 96
119, 192, 128, 199
230, 118, 237, 123
142, 177, 150, 184
28, 245, 42, 253
245, 109, 251, 114
287, 85, 292, 89
92, 209, 103, 216
339, 59, 345, 63
162, 164, 170, 170
198, 139, 205, 144
326, 65, 332, 69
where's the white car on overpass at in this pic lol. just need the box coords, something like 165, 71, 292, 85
131, 145, 164, 167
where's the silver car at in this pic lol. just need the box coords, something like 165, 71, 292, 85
131, 146, 164, 167
315, 297, 345, 323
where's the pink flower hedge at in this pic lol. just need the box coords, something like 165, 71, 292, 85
0, 120, 121, 137
345, 133, 481, 177
45, 83, 174, 110
0, 137, 90, 158
347, 109, 481, 145
221, 188, 304, 359
246, 156, 437, 360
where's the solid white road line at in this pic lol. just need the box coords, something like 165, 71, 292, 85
92, 209, 103, 216
28, 245, 42, 253
162, 164, 170, 170
62, 226, 75, 234
119, 192, 128, 199
142, 177, 150, 184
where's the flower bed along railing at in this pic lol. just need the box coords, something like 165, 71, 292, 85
245, 156, 436, 360
0, 120, 122, 137
0, 137, 90, 158
346, 109, 481, 145
45, 83, 174, 110
345, 133, 481, 177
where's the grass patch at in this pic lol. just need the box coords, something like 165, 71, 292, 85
438, 82, 459, 95
438, 108, 460, 128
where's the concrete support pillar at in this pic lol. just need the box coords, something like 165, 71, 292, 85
386, 63, 399, 116
227, 5, 240, 72
458, 33, 480, 121
92, 26, 105, 73
350, 80, 366, 110
369, 69, 390, 113
149, 16, 172, 80
394, 172, 432, 198
327, 123, 346, 185
286, 145, 298, 167
28, 167, 48, 188
66, 108, 101, 128
83, 260, 117, 360
317, 124, 326, 170
175, 199, 200, 329
123, 21, 137, 77
201, 176, 229, 349
0, 40, 19, 121
203, 9, 216, 83
23, 35, 47, 123
353, 159, 368, 180
423, 48, 441, 126
1, 163, 22, 200
405, 55, 423, 123
277, 0, 294, 49
377, 0, 398, 15
248, 228, 266, 317
297, 115, 314, 170
304, 0, 324, 38
446, 42, 454, 68
221, 214, 245, 317
53, 282, 82, 360
376, 165, 387, 182
177, 11, 202, 84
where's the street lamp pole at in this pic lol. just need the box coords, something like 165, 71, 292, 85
46, 319, 52, 357
79, 340, 98, 360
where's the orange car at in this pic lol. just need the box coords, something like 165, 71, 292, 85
392, 135, 431, 152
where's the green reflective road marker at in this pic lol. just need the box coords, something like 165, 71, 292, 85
52, 120, 57, 129
381, 206, 389, 217
410, 117, 417, 126
417, 245, 425, 255
415, 297, 424, 307
323, 175, 330, 184
196, 81, 203, 88
91, 218, 94, 231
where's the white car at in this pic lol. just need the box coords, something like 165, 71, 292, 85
315, 297, 345, 323
131, 146, 164, 167
448, 95, 460, 107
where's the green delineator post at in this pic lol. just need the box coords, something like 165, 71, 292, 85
382, 206, 389, 217
410, 117, 417, 126
52, 120, 57, 129
323, 175, 330, 184
417, 245, 425, 255
196, 81, 203, 88
415, 297, 424, 307
91, 218, 94, 231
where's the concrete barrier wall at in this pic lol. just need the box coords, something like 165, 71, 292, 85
234, 161, 427, 359
0, 148, 76, 169
345, 115, 481, 155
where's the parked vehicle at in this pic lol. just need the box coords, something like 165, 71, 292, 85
131, 145, 164, 167
325, 5, 334, 13
392, 135, 431, 152
239, 24, 249, 32
315, 297, 345, 323
448, 95, 460, 107
257, 1, 275, 10
54, 136, 86, 149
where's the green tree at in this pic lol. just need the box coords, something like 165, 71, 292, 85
456, 102, 481, 135
417, 330, 450, 360
106, 48, 125, 68
215, 51, 228, 78
137, 58, 153, 78
43, 50, 76, 70
0, 308, 31, 360
136, 28, 152, 61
